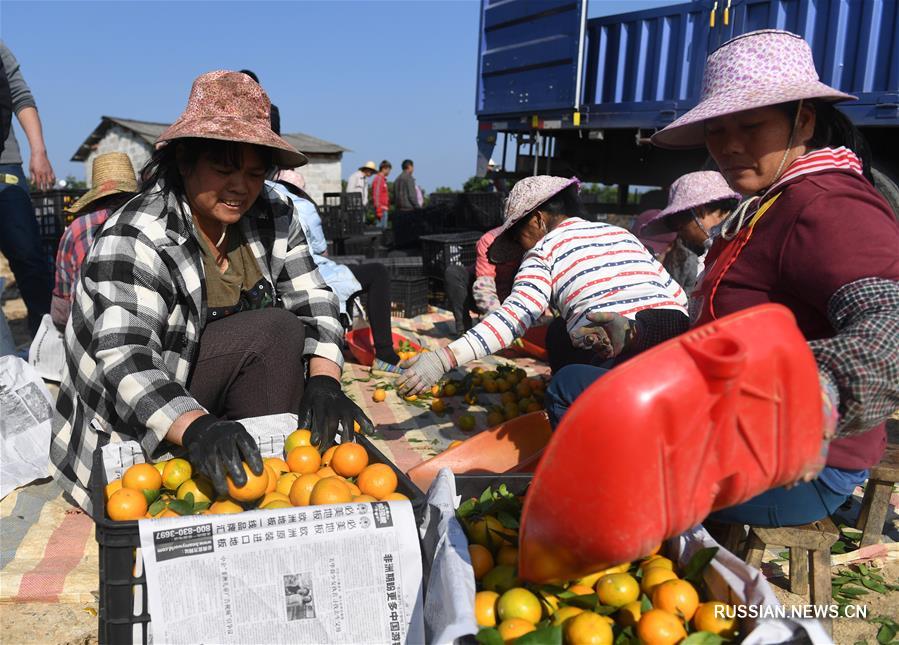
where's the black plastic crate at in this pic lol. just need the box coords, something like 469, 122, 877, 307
390, 275, 428, 318
322, 192, 342, 208
91, 434, 424, 644
379, 255, 424, 278
427, 277, 448, 308
329, 254, 367, 266
420, 232, 481, 279
391, 205, 460, 248
459, 192, 503, 231
31, 189, 87, 228
321, 206, 365, 241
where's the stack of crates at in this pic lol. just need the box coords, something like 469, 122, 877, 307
420, 232, 482, 308
459, 192, 503, 230
31, 189, 87, 271
320, 193, 365, 242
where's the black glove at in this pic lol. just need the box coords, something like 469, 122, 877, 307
182, 414, 264, 497
297, 375, 374, 449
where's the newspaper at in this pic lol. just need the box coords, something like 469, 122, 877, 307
0, 356, 54, 498
102, 414, 425, 643
28, 314, 65, 382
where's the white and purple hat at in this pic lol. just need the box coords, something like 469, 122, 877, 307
651, 30, 856, 149
642, 171, 741, 236
488, 175, 580, 262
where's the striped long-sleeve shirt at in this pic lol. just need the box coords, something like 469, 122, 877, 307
448, 217, 687, 364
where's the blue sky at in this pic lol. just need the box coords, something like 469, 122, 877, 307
2, 0, 680, 192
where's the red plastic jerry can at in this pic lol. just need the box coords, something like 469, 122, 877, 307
518, 304, 823, 582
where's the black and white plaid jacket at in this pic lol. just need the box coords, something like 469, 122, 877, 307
49, 182, 344, 511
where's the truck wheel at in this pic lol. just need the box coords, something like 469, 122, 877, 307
872, 167, 899, 221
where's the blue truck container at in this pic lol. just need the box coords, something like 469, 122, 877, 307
475, 0, 899, 190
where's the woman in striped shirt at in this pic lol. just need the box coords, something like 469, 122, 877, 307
397, 176, 689, 395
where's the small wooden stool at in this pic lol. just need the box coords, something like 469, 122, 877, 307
856, 442, 899, 547
745, 518, 839, 634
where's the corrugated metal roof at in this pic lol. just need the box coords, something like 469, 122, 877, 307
72, 116, 348, 160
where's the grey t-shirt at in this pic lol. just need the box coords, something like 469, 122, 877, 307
0, 41, 37, 166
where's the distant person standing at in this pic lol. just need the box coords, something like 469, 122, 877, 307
346, 160, 376, 206
371, 160, 391, 228
0, 41, 55, 335
239, 69, 281, 134
394, 159, 418, 211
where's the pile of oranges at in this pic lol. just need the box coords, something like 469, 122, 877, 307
462, 486, 739, 645
104, 429, 409, 521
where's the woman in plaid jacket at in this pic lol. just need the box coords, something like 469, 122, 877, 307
50, 71, 372, 512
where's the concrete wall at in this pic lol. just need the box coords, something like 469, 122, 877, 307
84, 126, 151, 184
294, 155, 342, 205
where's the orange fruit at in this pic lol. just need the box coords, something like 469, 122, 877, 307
640, 555, 674, 571
447, 440, 463, 450
495, 378, 510, 393
525, 400, 543, 413
467, 515, 515, 548
500, 391, 517, 405
122, 463, 162, 492
345, 480, 362, 496
264, 457, 290, 477
261, 500, 292, 509
309, 477, 352, 505
497, 617, 535, 643
637, 609, 687, 645
225, 462, 269, 502
469, 544, 494, 580
652, 579, 699, 620
692, 601, 737, 638
356, 463, 398, 499
263, 465, 278, 493
503, 402, 520, 420
106, 488, 148, 521
353, 420, 361, 434
475, 590, 500, 627
457, 414, 476, 432
442, 383, 458, 397
161, 458, 192, 490
176, 478, 215, 505
483, 379, 498, 393
645, 543, 662, 557
515, 381, 532, 398
595, 573, 640, 607
404, 394, 418, 402
317, 466, 337, 478
617, 601, 642, 627
259, 491, 290, 506
286, 446, 322, 474
330, 442, 369, 478
430, 398, 447, 414
430, 384, 440, 396
152, 460, 167, 475
552, 606, 584, 626
321, 445, 338, 466
568, 584, 595, 596
640, 567, 678, 595
288, 473, 321, 506
353, 494, 378, 502
372, 388, 387, 402
276, 472, 300, 496
382, 492, 409, 501
482, 565, 520, 594
563, 610, 614, 644
496, 545, 518, 567
105, 479, 123, 502
284, 429, 313, 455
486, 411, 505, 427
497, 587, 541, 624
208, 499, 243, 514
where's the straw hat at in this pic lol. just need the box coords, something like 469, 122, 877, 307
157, 70, 306, 168
487, 175, 580, 262
641, 171, 741, 236
652, 30, 856, 149
66, 152, 137, 215
360, 161, 377, 172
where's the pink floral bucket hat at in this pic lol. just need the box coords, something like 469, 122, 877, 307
157, 70, 307, 168
642, 171, 741, 236
488, 175, 580, 262
651, 30, 856, 149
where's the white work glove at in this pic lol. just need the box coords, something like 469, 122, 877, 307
396, 349, 455, 396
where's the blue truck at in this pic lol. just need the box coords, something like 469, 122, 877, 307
474, 0, 899, 204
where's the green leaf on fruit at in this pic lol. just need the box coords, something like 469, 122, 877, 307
496, 510, 520, 530
142, 489, 160, 505
515, 625, 561, 645
147, 498, 166, 516
168, 499, 193, 516
682, 547, 718, 583
475, 627, 503, 645
683, 632, 725, 645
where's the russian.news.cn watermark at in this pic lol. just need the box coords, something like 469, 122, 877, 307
716, 603, 868, 620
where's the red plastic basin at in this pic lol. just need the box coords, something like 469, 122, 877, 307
346, 329, 422, 366
518, 304, 823, 583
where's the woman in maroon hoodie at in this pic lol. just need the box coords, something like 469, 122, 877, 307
549, 30, 898, 527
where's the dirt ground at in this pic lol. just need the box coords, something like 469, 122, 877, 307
1, 251, 897, 644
